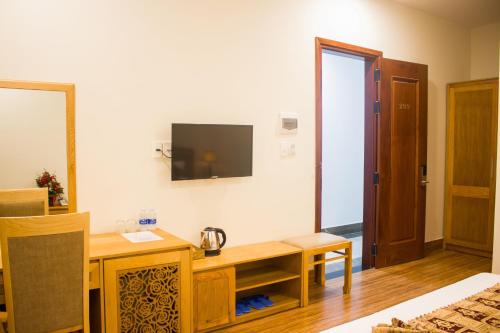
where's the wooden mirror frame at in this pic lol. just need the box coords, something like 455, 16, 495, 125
0, 80, 77, 213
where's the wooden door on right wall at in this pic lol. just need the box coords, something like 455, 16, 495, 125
445, 78, 499, 257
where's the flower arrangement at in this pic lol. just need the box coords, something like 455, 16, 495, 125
35, 170, 64, 206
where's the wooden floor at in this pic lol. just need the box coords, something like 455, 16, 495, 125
216, 250, 492, 333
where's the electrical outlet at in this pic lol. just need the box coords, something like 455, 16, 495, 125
152, 141, 163, 158
152, 141, 171, 158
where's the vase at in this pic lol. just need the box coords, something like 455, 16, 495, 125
49, 195, 58, 207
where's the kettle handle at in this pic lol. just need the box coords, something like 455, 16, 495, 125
216, 228, 226, 249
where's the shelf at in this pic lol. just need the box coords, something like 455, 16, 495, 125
234, 293, 300, 324
48, 206, 69, 215
236, 267, 300, 292
49, 205, 68, 210
193, 241, 301, 272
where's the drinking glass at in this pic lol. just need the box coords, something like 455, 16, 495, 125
116, 219, 126, 234
125, 218, 138, 233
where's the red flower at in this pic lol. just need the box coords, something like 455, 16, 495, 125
35, 170, 64, 197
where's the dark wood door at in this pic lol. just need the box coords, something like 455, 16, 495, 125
376, 58, 428, 268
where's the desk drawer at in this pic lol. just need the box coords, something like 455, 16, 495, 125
89, 261, 100, 290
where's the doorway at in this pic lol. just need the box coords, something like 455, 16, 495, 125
315, 38, 428, 272
315, 38, 381, 271
320, 50, 366, 277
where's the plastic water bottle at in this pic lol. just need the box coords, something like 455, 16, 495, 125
138, 209, 149, 232
148, 209, 157, 231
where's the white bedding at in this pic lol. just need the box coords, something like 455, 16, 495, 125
322, 272, 500, 333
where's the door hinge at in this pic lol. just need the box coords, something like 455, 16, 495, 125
372, 243, 378, 256
374, 68, 381, 82
373, 172, 380, 185
374, 100, 380, 114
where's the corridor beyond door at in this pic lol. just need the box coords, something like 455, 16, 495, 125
320, 50, 365, 277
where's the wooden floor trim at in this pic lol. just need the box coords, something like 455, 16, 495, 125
444, 243, 492, 258
216, 250, 492, 332
424, 238, 443, 255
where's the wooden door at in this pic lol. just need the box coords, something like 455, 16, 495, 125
104, 250, 191, 333
445, 79, 499, 256
376, 58, 428, 268
193, 267, 235, 332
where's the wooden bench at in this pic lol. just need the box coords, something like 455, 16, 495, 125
283, 232, 352, 306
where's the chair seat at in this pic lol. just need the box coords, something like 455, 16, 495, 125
283, 232, 348, 250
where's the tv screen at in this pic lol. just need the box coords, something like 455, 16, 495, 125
171, 124, 253, 181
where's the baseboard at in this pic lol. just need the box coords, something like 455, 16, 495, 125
444, 242, 492, 258
424, 238, 443, 255
322, 222, 363, 236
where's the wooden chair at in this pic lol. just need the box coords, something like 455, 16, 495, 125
0, 213, 90, 333
0, 188, 48, 217
283, 232, 352, 306
0, 187, 49, 323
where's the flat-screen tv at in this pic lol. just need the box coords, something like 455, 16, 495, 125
171, 124, 253, 181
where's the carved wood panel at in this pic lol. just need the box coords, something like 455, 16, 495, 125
118, 264, 180, 333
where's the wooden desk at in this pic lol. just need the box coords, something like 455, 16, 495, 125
0, 229, 192, 333
89, 229, 191, 260
0, 229, 190, 270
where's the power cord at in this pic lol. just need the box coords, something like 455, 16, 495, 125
155, 148, 172, 159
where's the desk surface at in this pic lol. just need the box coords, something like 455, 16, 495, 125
89, 229, 191, 260
0, 229, 192, 269
193, 241, 301, 272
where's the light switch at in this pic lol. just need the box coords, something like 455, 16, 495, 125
280, 141, 296, 157
280, 141, 289, 157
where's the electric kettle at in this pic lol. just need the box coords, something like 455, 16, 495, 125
200, 227, 227, 256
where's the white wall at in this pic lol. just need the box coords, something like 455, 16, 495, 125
321, 51, 364, 229
0, 0, 471, 246
470, 22, 500, 80
0, 89, 68, 196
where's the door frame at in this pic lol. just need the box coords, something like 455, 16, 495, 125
315, 37, 382, 269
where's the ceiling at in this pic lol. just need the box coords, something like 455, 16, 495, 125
393, 0, 500, 28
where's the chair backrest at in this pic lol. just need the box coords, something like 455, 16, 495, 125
0, 188, 48, 217
0, 213, 89, 333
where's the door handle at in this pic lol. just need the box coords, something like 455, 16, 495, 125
419, 165, 428, 187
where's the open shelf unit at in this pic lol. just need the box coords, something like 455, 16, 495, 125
233, 253, 302, 324
234, 291, 300, 324
236, 266, 300, 292
192, 241, 303, 332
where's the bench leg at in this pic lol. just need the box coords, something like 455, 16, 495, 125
302, 251, 309, 307
343, 242, 352, 294
314, 254, 326, 286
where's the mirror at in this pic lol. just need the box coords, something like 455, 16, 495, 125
0, 80, 76, 214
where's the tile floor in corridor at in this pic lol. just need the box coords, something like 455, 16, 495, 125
325, 235, 362, 279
